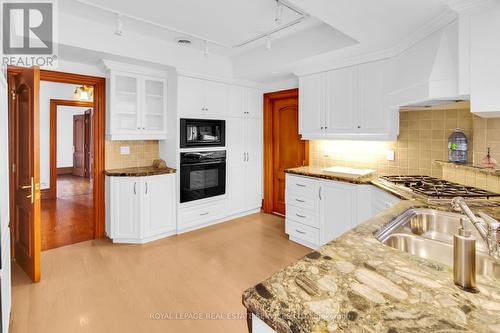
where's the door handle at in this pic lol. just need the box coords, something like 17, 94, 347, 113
295, 199, 306, 203
243, 152, 246, 162
295, 229, 306, 235
21, 177, 34, 204
145, 182, 148, 195
296, 213, 306, 218
134, 182, 136, 195
247, 152, 249, 162
319, 186, 322, 200
296, 183, 306, 187
200, 212, 209, 216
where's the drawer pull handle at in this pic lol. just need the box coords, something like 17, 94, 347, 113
295, 199, 306, 203
295, 229, 306, 234
296, 184, 306, 187
200, 212, 209, 216
296, 213, 306, 218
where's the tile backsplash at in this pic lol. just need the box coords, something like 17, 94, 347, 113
309, 102, 500, 183
105, 140, 160, 170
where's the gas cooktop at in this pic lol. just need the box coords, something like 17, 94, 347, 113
380, 175, 500, 199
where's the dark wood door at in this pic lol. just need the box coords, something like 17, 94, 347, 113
72, 115, 86, 177
272, 95, 308, 215
12, 67, 41, 282
84, 110, 92, 179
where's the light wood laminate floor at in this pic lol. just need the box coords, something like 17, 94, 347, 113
11, 213, 310, 333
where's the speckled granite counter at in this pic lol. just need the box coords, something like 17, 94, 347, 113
104, 166, 176, 177
285, 166, 375, 184
434, 160, 500, 176
242, 199, 500, 333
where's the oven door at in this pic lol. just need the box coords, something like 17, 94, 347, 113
180, 161, 226, 203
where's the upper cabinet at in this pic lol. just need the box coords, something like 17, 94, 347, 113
178, 75, 262, 118
104, 60, 168, 141
299, 59, 397, 141
469, 4, 500, 117
178, 76, 228, 116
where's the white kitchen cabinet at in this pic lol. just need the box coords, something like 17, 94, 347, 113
470, 4, 500, 117
299, 72, 325, 134
299, 60, 397, 141
227, 117, 262, 214
226, 85, 262, 118
285, 174, 393, 249
105, 60, 168, 141
178, 75, 228, 116
106, 173, 176, 243
245, 88, 263, 118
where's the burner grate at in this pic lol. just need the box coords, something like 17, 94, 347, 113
380, 175, 500, 199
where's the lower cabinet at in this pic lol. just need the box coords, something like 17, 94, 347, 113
285, 174, 398, 249
106, 174, 176, 243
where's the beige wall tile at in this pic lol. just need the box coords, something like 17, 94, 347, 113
105, 140, 160, 170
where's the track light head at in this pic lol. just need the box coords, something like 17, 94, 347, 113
265, 35, 272, 51
115, 14, 123, 36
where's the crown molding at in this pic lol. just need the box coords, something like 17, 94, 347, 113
442, 0, 492, 12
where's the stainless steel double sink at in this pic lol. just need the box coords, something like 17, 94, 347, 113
375, 208, 500, 280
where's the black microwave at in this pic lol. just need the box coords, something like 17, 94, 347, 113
180, 118, 225, 148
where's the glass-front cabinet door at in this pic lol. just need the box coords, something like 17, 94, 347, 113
142, 77, 167, 135
111, 72, 140, 134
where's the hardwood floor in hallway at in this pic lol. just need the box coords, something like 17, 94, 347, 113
41, 175, 94, 250
10, 213, 310, 333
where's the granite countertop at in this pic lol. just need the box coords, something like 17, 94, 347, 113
434, 160, 500, 176
242, 198, 500, 333
285, 166, 375, 184
104, 166, 176, 177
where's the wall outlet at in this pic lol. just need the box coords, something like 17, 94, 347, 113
120, 146, 130, 155
386, 150, 395, 161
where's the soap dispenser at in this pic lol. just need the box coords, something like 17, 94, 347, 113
453, 218, 477, 291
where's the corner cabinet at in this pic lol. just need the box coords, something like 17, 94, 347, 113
299, 60, 398, 141
106, 174, 176, 243
104, 60, 168, 140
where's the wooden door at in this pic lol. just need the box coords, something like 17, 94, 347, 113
73, 114, 86, 177
271, 94, 307, 215
12, 67, 41, 282
83, 110, 91, 178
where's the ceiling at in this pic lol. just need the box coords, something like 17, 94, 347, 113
61, 0, 456, 82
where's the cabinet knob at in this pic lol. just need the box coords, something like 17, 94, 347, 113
357, 125, 361, 129
325, 126, 328, 130
320, 127, 324, 130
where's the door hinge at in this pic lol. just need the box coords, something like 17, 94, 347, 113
11, 164, 15, 173
11, 89, 16, 100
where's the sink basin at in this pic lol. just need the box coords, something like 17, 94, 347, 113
320, 166, 375, 176
375, 208, 500, 279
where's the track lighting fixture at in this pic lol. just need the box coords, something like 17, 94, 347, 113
204, 41, 209, 58
275, 0, 283, 24
266, 35, 272, 50
115, 14, 123, 36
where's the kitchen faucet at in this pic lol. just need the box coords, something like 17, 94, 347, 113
451, 197, 500, 259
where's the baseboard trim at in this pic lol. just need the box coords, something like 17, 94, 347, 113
57, 167, 73, 175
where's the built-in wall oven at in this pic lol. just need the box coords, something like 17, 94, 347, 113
180, 151, 226, 203
180, 118, 225, 148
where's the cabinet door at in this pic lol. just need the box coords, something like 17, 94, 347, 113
227, 165, 246, 213
320, 181, 356, 244
227, 85, 245, 117
299, 73, 325, 134
178, 76, 206, 115
325, 67, 357, 132
245, 88, 263, 118
244, 164, 262, 211
112, 178, 140, 239
244, 117, 262, 166
357, 61, 388, 132
227, 117, 246, 167
142, 77, 167, 135
143, 175, 175, 237
204, 80, 228, 116
111, 72, 141, 134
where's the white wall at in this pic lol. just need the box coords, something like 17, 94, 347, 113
39, 82, 81, 189
57, 106, 90, 168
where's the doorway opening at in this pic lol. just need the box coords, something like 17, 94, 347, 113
42, 99, 94, 250
7, 67, 106, 282
263, 89, 308, 216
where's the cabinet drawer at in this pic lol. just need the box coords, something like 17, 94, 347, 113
178, 200, 226, 230
285, 190, 319, 211
286, 205, 319, 228
286, 174, 320, 198
286, 220, 320, 246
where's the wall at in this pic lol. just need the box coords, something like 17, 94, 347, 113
105, 141, 160, 170
39, 81, 82, 189
310, 106, 474, 178
56, 106, 90, 168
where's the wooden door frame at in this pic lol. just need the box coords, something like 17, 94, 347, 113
7, 66, 107, 243
262, 88, 308, 214
42, 99, 93, 200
